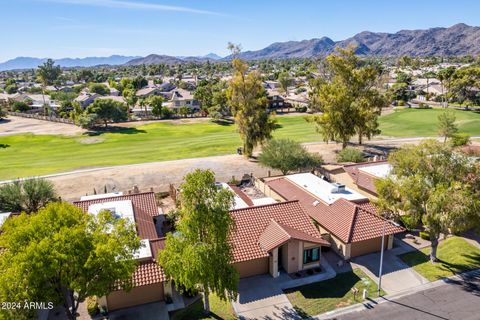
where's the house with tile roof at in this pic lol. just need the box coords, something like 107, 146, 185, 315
259, 173, 403, 260
343, 160, 393, 196
73, 192, 168, 311
230, 201, 330, 278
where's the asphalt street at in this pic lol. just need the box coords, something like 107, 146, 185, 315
338, 272, 480, 320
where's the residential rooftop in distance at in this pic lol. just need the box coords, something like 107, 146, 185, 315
358, 163, 392, 178
80, 192, 123, 201
286, 173, 367, 204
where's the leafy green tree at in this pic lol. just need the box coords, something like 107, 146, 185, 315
86, 99, 128, 127
11, 101, 30, 112
449, 66, 480, 106
148, 95, 165, 118
375, 140, 479, 262
278, 71, 292, 96
122, 88, 137, 118
4, 84, 18, 94
37, 59, 61, 114
88, 83, 110, 95
307, 46, 387, 148
158, 169, 238, 314
258, 139, 323, 175
450, 133, 471, 147
227, 57, 277, 157
337, 147, 364, 163
437, 110, 458, 143
0, 102, 6, 119
0, 202, 140, 320
0, 178, 57, 213
75, 112, 99, 129
132, 76, 147, 90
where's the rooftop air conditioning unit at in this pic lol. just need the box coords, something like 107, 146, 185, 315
331, 182, 346, 193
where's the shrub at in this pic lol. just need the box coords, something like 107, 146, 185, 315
86, 296, 99, 316
419, 231, 430, 240
294, 105, 307, 112
450, 133, 471, 147
12, 101, 30, 112
75, 113, 98, 129
418, 102, 431, 109
337, 147, 364, 163
397, 100, 405, 106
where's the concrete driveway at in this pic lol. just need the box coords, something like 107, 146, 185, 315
232, 275, 301, 320
108, 301, 169, 320
352, 250, 429, 294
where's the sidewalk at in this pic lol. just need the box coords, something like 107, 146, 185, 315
314, 268, 480, 320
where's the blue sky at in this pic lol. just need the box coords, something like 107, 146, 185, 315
1, 0, 479, 62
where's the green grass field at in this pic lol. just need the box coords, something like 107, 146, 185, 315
378, 108, 480, 137
400, 237, 480, 281
0, 116, 319, 180
284, 269, 382, 317
3, 109, 480, 180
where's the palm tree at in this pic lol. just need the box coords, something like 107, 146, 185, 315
37, 59, 61, 115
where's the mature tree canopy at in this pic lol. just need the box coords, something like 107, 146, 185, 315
86, 99, 128, 127
158, 169, 238, 314
258, 139, 323, 175
37, 59, 61, 86
88, 83, 110, 96
0, 178, 57, 213
147, 95, 165, 118
375, 140, 480, 262
437, 110, 458, 143
277, 71, 293, 95
0, 202, 140, 320
307, 46, 388, 148
227, 58, 277, 157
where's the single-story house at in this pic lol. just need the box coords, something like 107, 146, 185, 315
343, 161, 392, 197
73, 192, 167, 311
74, 93, 99, 108
263, 173, 403, 260
230, 201, 330, 278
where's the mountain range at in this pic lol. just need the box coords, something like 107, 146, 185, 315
235, 23, 480, 60
1, 24, 479, 71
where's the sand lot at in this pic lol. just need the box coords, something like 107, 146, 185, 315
0, 116, 85, 136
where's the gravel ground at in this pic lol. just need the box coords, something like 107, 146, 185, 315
0, 116, 84, 136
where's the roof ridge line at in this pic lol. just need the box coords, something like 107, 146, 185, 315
347, 204, 359, 243
73, 191, 155, 204
229, 199, 299, 212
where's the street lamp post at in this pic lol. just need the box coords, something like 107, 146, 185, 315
378, 219, 387, 297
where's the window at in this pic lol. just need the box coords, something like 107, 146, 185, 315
303, 247, 320, 264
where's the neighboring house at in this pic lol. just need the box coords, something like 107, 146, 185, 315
266, 89, 286, 110
262, 173, 403, 260
96, 95, 126, 104
0, 212, 12, 228
168, 88, 199, 112
284, 92, 309, 109
11, 93, 60, 109
74, 93, 99, 108
343, 161, 392, 197
264, 80, 281, 90
109, 87, 120, 96
135, 87, 164, 98
230, 201, 330, 278
73, 192, 167, 312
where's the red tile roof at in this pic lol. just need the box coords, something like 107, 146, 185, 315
343, 161, 389, 195
74, 193, 166, 289
73, 192, 160, 240
230, 201, 327, 263
229, 184, 254, 207
266, 178, 403, 243
259, 219, 329, 252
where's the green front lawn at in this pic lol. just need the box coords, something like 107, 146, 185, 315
0, 116, 318, 180
171, 294, 236, 320
400, 236, 480, 281
378, 108, 480, 137
284, 269, 382, 317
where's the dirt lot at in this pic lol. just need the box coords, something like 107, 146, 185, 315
49, 154, 280, 201
0, 116, 84, 136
